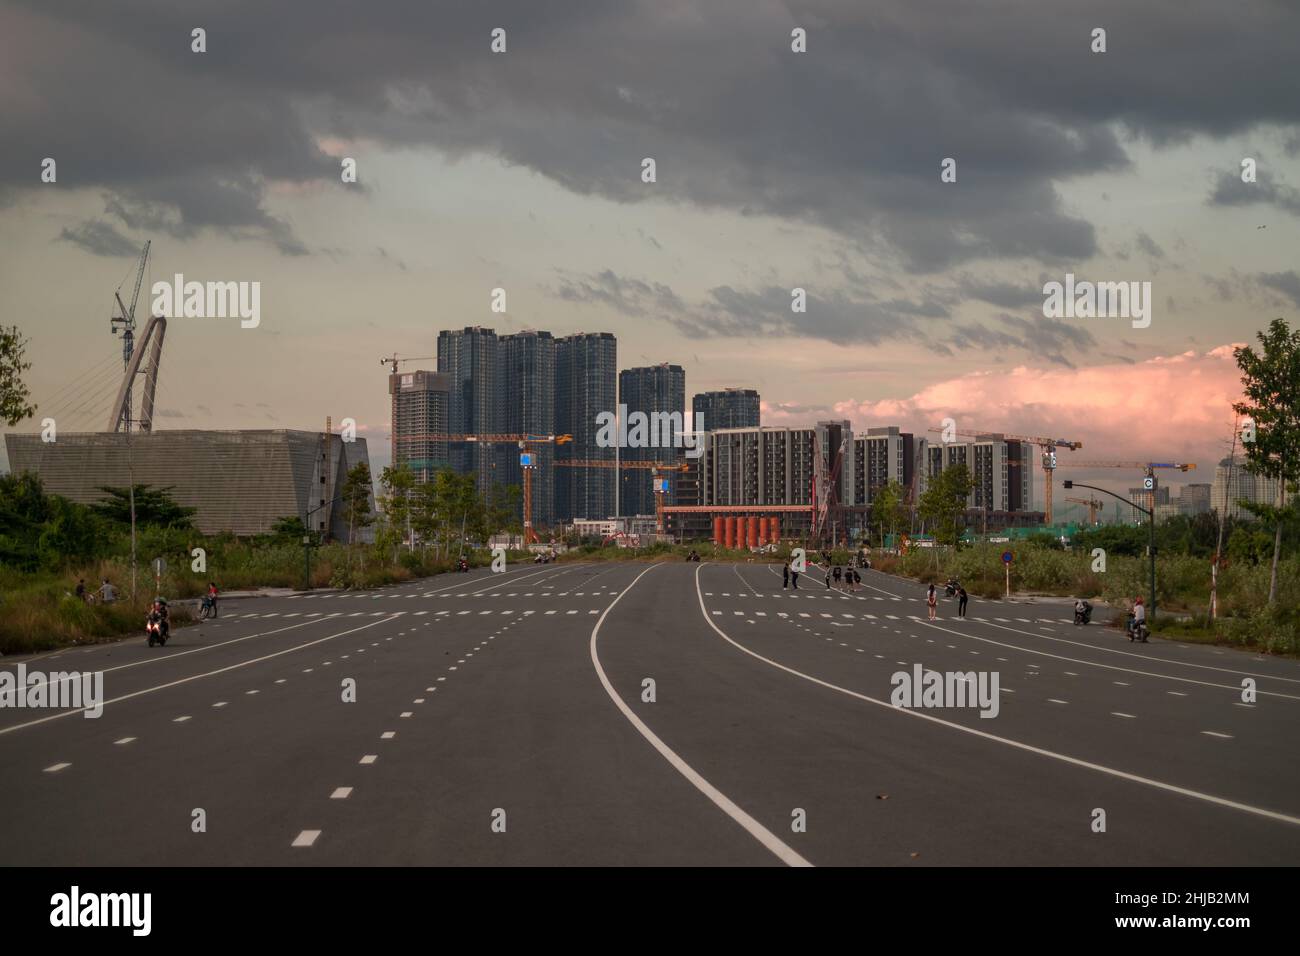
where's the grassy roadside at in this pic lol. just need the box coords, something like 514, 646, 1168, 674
0, 548, 496, 656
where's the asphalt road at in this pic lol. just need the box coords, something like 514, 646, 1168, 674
1, 559, 1297, 866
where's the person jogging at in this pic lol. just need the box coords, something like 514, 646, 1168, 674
927, 583, 938, 621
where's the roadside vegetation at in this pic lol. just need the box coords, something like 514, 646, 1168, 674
0, 465, 518, 655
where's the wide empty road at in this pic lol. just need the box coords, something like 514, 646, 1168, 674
1, 559, 1297, 866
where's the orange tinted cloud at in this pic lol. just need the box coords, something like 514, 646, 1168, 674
830, 346, 1246, 465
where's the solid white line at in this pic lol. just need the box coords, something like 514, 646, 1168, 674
592, 563, 812, 867
694, 565, 1300, 829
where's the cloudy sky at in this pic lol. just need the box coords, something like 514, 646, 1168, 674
3, 0, 1298, 513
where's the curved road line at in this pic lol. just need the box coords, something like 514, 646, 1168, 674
696, 563, 1300, 828
589, 562, 813, 867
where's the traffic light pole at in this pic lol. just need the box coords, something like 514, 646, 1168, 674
1063, 480, 1157, 625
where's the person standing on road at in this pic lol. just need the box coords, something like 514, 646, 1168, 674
824, 567, 832, 589
782, 562, 790, 589
927, 583, 937, 621
833, 566, 842, 585
791, 566, 800, 589
957, 584, 968, 619
207, 581, 220, 618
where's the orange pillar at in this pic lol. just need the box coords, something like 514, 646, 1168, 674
747, 516, 759, 549
734, 517, 746, 549
713, 516, 724, 545
757, 518, 768, 547
725, 517, 737, 549
769, 516, 780, 543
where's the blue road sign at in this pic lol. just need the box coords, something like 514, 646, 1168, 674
1002, 550, 1013, 564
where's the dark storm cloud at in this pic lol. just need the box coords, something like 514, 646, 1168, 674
1258, 271, 1300, 307
56, 219, 139, 257
548, 267, 1101, 365
3, 0, 1298, 265
1135, 231, 1165, 259
952, 276, 1044, 309
1207, 168, 1300, 217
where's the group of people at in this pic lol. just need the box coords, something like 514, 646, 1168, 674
779, 559, 866, 591
926, 581, 969, 619
73, 578, 118, 604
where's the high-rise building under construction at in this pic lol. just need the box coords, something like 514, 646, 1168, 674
388, 370, 450, 483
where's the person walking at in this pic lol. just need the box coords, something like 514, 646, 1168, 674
824, 567, 832, 589
927, 583, 937, 621
791, 566, 800, 589
782, 563, 790, 589
833, 566, 842, 585
957, 584, 969, 619
206, 581, 220, 618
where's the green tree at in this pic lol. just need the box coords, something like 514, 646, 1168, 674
92, 485, 196, 529
269, 515, 310, 543
919, 464, 974, 548
1233, 318, 1300, 605
869, 479, 908, 548
0, 325, 37, 426
340, 462, 374, 549
378, 464, 416, 562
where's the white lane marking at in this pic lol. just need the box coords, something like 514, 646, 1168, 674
1112, 712, 1137, 719
1202, 731, 1233, 739
115, 737, 136, 745
213, 701, 228, 708
381, 731, 396, 739
694, 565, 1300, 829
400, 712, 413, 718
44, 762, 71, 773
331, 788, 352, 800
173, 715, 191, 722
596, 563, 812, 868
292, 830, 321, 847
0, 616, 402, 735
0, 614, 332, 713
359, 755, 377, 765
1047, 699, 1068, 705
911, 619, 1300, 701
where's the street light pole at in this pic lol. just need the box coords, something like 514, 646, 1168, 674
1063, 479, 1156, 625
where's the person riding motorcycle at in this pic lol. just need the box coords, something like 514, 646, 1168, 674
147, 598, 170, 639
1073, 598, 1092, 625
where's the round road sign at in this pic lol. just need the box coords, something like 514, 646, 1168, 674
1001, 550, 1013, 564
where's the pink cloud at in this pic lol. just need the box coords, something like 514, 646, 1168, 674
829, 346, 1247, 468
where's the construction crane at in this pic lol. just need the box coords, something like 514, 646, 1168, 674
1064, 495, 1105, 526
928, 427, 1082, 526
107, 241, 164, 432
1070, 461, 1197, 472
554, 459, 690, 533
397, 432, 573, 544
